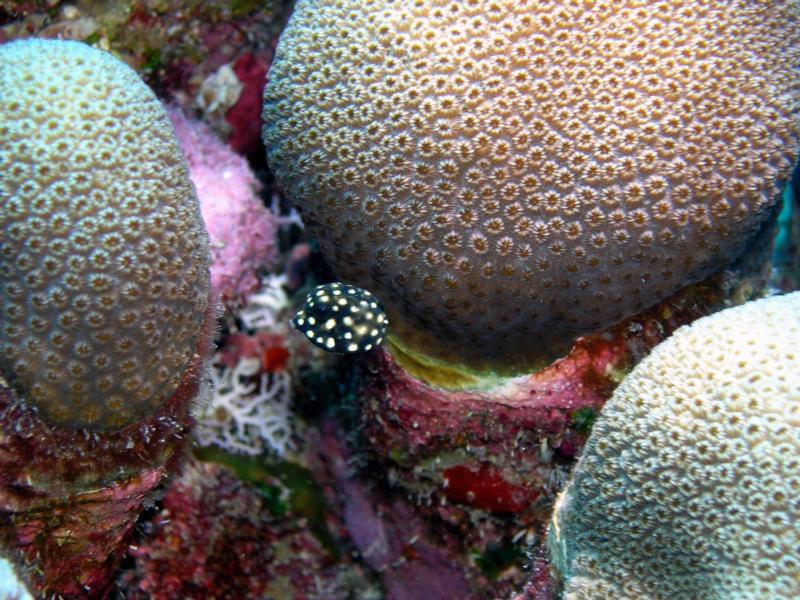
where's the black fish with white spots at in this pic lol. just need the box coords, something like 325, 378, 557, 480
291, 283, 388, 353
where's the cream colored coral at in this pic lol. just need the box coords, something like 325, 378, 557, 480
263, 0, 800, 372
548, 292, 800, 599
0, 39, 211, 429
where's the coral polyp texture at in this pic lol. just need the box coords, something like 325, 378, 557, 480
263, 0, 800, 372
548, 292, 800, 600
0, 39, 211, 429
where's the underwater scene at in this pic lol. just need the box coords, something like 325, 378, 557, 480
0, 1, 799, 598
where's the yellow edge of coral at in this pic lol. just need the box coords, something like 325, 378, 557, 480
385, 333, 507, 391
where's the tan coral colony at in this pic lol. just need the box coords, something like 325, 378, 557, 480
549, 291, 800, 599
263, 0, 800, 372
0, 39, 211, 429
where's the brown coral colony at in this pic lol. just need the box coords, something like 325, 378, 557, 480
263, 0, 800, 372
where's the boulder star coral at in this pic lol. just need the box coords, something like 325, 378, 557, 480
0, 39, 217, 596
0, 39, 211, 429
263, 0, 800, 374
548, 291, 800, 599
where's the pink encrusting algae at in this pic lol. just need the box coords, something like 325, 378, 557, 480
121, 460, 340, 600
359, 276, 735, 519
168, 106, 278, 309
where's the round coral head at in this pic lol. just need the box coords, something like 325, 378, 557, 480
263, 0, 800, 374
0, 39, 211, 429
549, 292, 800, 598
